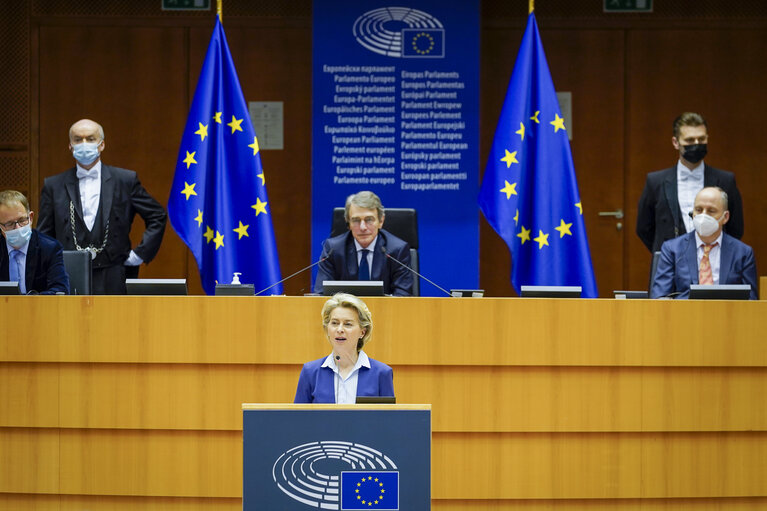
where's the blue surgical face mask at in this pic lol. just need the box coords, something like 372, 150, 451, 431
72, 141, 101, 166
4, 223, 32, 248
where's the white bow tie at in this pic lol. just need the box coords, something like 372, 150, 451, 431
76, 168, 99, 180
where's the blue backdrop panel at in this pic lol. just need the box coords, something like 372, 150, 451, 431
243, 407, 431, 510
312, 0, 480, 295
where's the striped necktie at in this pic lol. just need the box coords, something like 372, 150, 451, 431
698, 242, 718, 285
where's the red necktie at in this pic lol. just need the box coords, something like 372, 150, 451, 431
698, 242, 718, 285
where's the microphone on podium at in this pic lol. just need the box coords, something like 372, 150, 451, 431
379, 246, 453, 297
254, 249, 333, 296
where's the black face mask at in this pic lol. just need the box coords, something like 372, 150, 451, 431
681, 143, 707, 164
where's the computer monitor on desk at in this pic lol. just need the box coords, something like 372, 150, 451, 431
520, 285, 582, 298
126, 279, 188, 296
689, 284, 751, 300
0, 282, 20, 295
322, 280, 384, 296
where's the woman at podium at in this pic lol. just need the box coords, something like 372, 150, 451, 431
294, 293, 394, 403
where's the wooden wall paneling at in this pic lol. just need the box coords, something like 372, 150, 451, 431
433, 432, 767, 500
4, 297, 767, 367
0, 428, 60, 494
4, 362, 764, 433
0, 494, 239, 511
4, 428, 765, 500
625, 28, 767, 290
6, 494, 767, 511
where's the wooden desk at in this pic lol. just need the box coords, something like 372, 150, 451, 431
2, 296, 766, 510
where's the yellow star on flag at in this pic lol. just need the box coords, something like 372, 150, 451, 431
233, 221, 249, 239
227, 115, 243, 134
530, 111, 540, 123
194, 209, 203, 227
550, 113, 566, 133
213, 111, 222, 123
248, 136, 260, 155
517, 225, 531, 244
555, 219, 573, 238
500, 180, 517, 199
203, 226, 214, 243
194, 122, 208, 141
251, 197, 268, 216
180, 181, 197, 200
257, 172, 265, 185
515, 122, 525, 140
513, 209, 519, 225
575, 202, 583, 215
213, 231, 224, 249
183, 151, 197, 169
500, 149, 518, 168
534, 230, 550, 249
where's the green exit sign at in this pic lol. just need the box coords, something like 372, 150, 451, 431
162, 0, 211, 10
604, 0, 653, 12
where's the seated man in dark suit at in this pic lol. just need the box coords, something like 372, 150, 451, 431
0, 190, 69, 294
651, 187, 756, 299
314, 191, 413, 296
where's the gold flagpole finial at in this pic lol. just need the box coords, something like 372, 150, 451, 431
217, 0, 222, 22
529, 0, 534, 14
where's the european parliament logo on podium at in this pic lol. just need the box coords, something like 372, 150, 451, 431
243, 405, 430, 510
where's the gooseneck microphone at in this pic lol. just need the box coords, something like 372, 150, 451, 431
254, 249, 333, 296
379, 246, 453, 297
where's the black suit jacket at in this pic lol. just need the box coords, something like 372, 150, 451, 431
313, 229, 413, 296
1, 229, 69, 294
37, 164, 167, 266
636, 164, 743, 252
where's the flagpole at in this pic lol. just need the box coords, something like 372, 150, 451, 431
529, 0, 534, 14
217, 0, 222, 22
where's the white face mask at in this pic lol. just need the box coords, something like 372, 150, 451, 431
4, 223, 32, 248
692, 213, 722, 237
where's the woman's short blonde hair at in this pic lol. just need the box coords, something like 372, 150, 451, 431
321, 293, 373, 351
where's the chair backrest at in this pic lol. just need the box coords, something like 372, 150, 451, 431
648, 250, 662, 292
63, 250, 92, 295
330, 207, 420, 296
330, 207, 419, 249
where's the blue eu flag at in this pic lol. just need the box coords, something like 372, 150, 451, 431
478, 13, 597, 297
168, 17, 282, 295
341, 471, 399, 510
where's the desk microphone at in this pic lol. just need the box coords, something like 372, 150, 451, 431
254, 249, 333, 296
379, 246, 453, 297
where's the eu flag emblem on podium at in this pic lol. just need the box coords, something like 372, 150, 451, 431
402, 29, 444, 57
478, 13, 597, 297
168, 17, 282, 295
341, 471, 399, 509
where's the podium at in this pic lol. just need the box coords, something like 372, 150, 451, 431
243, 404, 431, 510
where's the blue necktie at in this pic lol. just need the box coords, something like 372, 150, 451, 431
358, 249, 370, 280
8, 249, 22, 291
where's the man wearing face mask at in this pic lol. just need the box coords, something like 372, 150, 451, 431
636, 112, 744, 253
37, 119, 167, 294
0, 190, 69, 294
650, 187, 756, 299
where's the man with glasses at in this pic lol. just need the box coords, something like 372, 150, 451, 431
0, 190, 69, 294
37, 119, 166, 294
313, 191, 413, 296
637, 112, 744, 253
